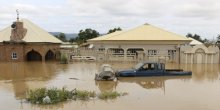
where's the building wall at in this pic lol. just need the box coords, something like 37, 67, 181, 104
0, 43, 60, 62
180, 45, 219, 64
91, 43, 180, 63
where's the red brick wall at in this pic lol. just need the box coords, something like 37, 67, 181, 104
0, 43, 60, 62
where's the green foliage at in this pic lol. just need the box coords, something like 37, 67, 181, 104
26, 87, 74, 104
69, 37, 76, 43
186, 33, 204, 43
186, 33, 207, 43
26, 88, 46, 104
72, 28, 100, 45
89, 91, 96, 98
75, 90, 96, 100
26, 87, 127, 105
98, 91, 121, 100
107, 27, 122, 34
216, 34, 220, 44
55, 33, 67, 42
60, 53, 68, 64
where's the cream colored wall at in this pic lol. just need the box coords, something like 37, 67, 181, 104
93, 43, 180, 63
180, 45, 219, 64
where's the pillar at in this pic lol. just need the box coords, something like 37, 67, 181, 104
104, 48, 108, 61
191, 54, 193, 64
42, 56, 45, 62
123, 48, 127, 60
205, 54, 207, 64
211, 54, 214, 64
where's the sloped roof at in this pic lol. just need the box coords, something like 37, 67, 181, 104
90, 31, 124, 41
0, 19, 62, 43
188, 37, 203, 45
89, 24, 191, 42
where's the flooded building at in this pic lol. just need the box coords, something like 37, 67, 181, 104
88, 23, 191, 63
0, 18, 62, 62
180, 44, 219, 64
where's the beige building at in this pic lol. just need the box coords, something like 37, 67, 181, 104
0, 19, 62, 62
88, 23, 191, 63
180, 44, 219, 64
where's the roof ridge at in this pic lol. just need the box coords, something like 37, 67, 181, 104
0, 18, 62, 43
104, 25, 144, 40
148, 24, 187, 39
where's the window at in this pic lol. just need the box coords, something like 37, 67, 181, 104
168, 50, 176, 56
11, 52, 18, 59
98, 48, 105, 51
148, 50, 157, 56
142, 64, 155, 70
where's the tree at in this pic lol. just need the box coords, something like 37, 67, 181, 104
107, 27, 122, 34
69, 37, 76, 43
186, 33, 204, 43
75, 28, 100, 44
216, 34, 220, 44
186, 33, 193, 38
58, 33, 67, 42
203, 38, 209, 44
55, 33, 67, 42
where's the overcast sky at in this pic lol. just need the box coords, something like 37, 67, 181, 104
0, 0, 220, 39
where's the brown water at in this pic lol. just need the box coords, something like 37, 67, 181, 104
0, 62, 220, 110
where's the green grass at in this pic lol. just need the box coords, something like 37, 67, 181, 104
26, 88, 46, 104
75, 90, 96, 100
26, 87, 73, 104
98, 91, 124, 100
60, 53, 68, 64
26, 87, 127, 104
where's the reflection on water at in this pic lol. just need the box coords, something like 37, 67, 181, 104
0, 62, 68, 99
95, 81, 118, 92
118, 76, 191, 90
0, 62, 220, 110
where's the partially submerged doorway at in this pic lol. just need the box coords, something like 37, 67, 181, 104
45, 50, 55, 61
26, 50, 42, 61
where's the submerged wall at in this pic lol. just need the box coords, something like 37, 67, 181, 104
180, 45, 219, 64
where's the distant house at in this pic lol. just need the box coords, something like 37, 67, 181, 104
0, 19, 62, 61
88, 23, 191, 63
188, 37, 203, 46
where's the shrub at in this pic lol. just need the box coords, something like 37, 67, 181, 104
26, 88, 46, 104
98, 91, 121, 100
26, 87, 73, 104
75, 90, 95, 100
26, 87, 127, 104
60, 53, 68, 64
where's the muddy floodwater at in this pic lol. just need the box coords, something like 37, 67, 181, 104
0, 62, 220, 110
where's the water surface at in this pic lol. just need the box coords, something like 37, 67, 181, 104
0, 62, 219, 110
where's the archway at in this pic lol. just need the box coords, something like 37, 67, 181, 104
127, 48, 144, 60
45, 50, 55, 61
196, 53, 203, 63
107, 48, 124, 61
195, 48, 205, 64
107, 48, 124, 55
26, 50, 42, 61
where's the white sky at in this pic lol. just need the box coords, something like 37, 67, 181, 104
0, 0, 220, 39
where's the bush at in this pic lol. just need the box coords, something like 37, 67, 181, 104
26, 88, 46, 104
75, 90, 96, 100
60, 53, 68, 64
26, 87, 127, 104
98, 91, 121, 100
26, 87, 73, 104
